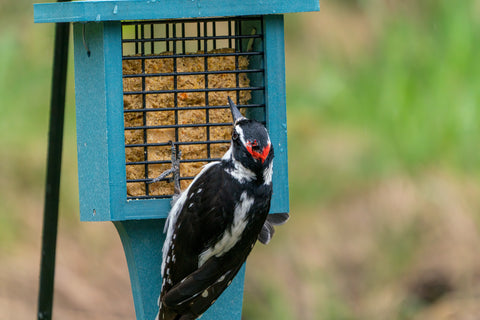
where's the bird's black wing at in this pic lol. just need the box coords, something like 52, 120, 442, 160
162, 252, 247, 317
162, 163, 239, 280
160, 162, 256, 318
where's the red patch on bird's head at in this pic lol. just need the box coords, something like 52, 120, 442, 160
246, 140, 271, 164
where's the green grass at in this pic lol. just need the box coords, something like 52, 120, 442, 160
287, 0, 480, 209
0, 17, 78, 248
289, 0, 480, 174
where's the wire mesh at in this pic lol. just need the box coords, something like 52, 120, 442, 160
122, 17, 265, 199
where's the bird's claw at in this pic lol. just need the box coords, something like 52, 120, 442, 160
148, 141, 182, 196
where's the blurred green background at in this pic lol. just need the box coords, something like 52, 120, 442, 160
1, 0, 480, 319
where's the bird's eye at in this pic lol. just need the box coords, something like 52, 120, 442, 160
232, 132, 239, 140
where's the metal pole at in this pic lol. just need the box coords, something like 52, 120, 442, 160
37, 16, 70, 320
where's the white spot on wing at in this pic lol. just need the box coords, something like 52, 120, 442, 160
202, 290, 209, 298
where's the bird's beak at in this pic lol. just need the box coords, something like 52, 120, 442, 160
228, 97, 246, 123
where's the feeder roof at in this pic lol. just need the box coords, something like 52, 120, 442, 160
34, 0, 320, 24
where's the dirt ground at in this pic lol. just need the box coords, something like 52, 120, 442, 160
246, 170, 480, 320
0, 212, 135, 320
3, 170, 480, 319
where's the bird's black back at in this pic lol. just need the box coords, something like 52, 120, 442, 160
159, 159, 272, 319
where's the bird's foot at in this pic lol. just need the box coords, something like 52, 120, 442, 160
148, 141, 182, 197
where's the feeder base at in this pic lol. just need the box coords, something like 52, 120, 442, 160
114, 220, 246, 320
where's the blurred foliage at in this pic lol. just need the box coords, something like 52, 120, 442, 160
1, 0, 480, 319
0, 2, 78, 248
287, 0, 480, 206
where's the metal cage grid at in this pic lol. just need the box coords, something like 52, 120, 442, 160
121, 17, 265, 199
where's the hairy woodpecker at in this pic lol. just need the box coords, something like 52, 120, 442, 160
155, 97, 289, 320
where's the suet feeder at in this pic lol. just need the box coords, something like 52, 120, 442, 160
34, 1, 319, 319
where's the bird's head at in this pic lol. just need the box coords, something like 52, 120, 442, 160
228, 97, 274, 172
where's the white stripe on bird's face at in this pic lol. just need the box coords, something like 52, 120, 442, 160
235, 125, 248, 149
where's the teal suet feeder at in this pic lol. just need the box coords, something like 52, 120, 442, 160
34, 1, 319, 319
